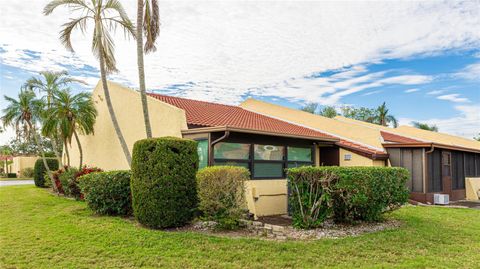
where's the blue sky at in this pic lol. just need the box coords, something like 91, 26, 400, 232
1, 1, 479, 143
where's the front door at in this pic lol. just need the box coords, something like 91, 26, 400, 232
442, 151, 452, 195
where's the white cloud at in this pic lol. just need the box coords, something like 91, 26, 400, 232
399, 104, 480, 139
404, 88, 419, 93
363, 90, 382, 96
0, 1, 479, 105
453, 62, 480, 80
427, 90, 446, 95
437, 94, 470, 103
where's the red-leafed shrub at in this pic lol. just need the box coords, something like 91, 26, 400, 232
73, 166, 102, 199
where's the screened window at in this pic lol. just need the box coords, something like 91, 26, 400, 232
214, 161, 250, 169
197, 140, 208, 169
252, 144, 284, 178
288, 147, 311, 162
214, 142, 250, 160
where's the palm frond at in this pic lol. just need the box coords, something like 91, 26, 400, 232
143, 0, 160, 53
60, 16, 90, 52
43, 0, 92, 15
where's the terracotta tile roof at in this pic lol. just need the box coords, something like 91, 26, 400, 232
381, 131, 422, 143
148, 93, 390, 158
148, 93, 336, 140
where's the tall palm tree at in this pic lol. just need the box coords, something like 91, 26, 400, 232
44, 0, 135, 166
23, 71, 83, 165
136, 0, 159, 138
411, 121, 438, 132
375, 102, 398, 127
1, 91, 56, 188
43, 89, 97, 169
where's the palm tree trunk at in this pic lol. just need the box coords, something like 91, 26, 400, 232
73, 130, 83, 169
64, 139, 70, 167
97, 32, 132, 166
50, 138, 63, 167
28, 122, 57, 192
137, 0, 153, 138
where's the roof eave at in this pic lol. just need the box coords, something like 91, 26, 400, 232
382, 142, 480, 154
181, 126, 339, 143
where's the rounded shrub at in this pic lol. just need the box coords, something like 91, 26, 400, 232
79, 171, 132, 216
197, 166, 249, 229
33, 158, 59, 187
20, 167, 34, 178
131, 137, 198, 228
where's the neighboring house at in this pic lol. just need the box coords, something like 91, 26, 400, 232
11, 156, 38, 176
240, 98, 480, 203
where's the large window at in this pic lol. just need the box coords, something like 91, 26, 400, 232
213, 142, 313, 179
213, 142, 250, 169
197, 140, 209, 169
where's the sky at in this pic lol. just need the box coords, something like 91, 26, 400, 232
0, 0, 479, 144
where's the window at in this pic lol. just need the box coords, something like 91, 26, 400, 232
253, 144, 285, 178
197, 140, 208, 169
213, 142, 250, 169
287, 146, 313, 169
214, 142, 249, 160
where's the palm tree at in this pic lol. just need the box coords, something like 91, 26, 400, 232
136, 0, 159, 138
374, 102, 398, 127
411, 121, 438, 132
23, 71, 83, 165
44, 0, 135, 166
43, 89, 97, 169
1, 91, 56, 187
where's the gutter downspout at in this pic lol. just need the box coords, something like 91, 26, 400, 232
425, 143, 435, 154
209, 130, 230, 166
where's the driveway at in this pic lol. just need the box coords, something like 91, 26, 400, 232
0, 180, 34, 187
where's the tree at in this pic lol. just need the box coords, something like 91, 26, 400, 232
340, 106, 376, 123
411, 121, 438, 132
42, 89, 97, 169
300, 103, 318, 114
374, 102, 398, 127
318, 106, 337, 118
474, 133, 480, 142
1, 90, 56, 187
136, 0, 159, 138
5, 130, 57, 156
23, 70, 83, 165
44, 0, 135, 166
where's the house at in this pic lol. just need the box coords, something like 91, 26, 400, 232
240, 98, 480, 203
11, 156, 38, 176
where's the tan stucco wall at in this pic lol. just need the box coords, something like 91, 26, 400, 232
68, 81, 188, 170
12, 156, 38, 175
466, 177, 480, 200
338, 148, 384, 166
245, 179, 288, 217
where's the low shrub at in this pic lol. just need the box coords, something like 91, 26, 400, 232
7, 173, 17, 178
58, 167, 79, 197
20, 167, 34, 178
33, 158, 59, 187
79, 171, 132, 216
131, 137, 198, 229
287, 166, 409, 228
196, 166, 249, 229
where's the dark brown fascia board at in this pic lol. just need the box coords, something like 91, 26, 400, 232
382, 142, 480, 154
336, 142, 389, 160
181, 126, 339, 143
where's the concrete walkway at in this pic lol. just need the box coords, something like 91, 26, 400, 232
0, 180, 34, 187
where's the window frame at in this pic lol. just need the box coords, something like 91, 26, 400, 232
213, 143, 314, 180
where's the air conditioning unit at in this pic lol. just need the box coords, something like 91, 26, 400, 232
434, 194, 450, 205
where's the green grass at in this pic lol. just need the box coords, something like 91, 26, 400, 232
0, 177, 32, 181
1, 186, 479, 269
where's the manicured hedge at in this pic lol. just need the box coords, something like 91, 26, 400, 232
33, 158, 59, 187
7, 173, 17, 178
79, 171, 132, 216
197, 166, 249, 229
131, 137, 199, 229
287, 166, 409, 228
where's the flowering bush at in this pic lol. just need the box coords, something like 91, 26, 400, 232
53, 165, 102, 199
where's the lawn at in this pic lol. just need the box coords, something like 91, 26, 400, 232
1, 186, 479, 269
0, 177, 32, 181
